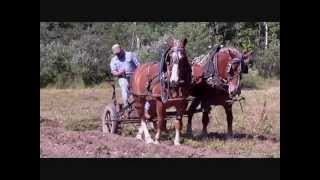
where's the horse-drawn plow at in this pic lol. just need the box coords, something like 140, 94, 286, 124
101, 80, 246, 137
101, 82, 203, 135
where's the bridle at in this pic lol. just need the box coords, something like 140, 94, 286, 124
165, 47, 186, 65
159, 46, 189, 102
192, 47, 247, 110
202, 49, 244, 98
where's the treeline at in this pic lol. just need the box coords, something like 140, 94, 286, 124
40, 22, 280, 88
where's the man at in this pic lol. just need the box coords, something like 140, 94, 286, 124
110, 44, 151, 119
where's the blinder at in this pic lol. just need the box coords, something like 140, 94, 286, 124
166, 47, 186, 65
226, 57, 242, 82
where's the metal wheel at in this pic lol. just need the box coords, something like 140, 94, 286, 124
101, 103, 120, 134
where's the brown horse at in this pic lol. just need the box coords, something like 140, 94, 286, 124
130, 38, 193, 145
186, 47, 253, 139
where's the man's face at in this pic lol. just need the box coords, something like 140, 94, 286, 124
116, 49, 124, 59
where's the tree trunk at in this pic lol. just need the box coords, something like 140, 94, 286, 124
131, 22, 137, 50
264, 22, 268, 49
258, 23, 261, 48
208, 22, 215, 46
136, 35, 140, 50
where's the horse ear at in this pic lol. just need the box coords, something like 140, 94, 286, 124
182, 38, 188, 47
243, 50, 253, 58
243, 50, 254, 63
166, 37, 174, 47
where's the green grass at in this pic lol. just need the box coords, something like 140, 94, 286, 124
64, 118, 100, 131
240, 70, 280, 90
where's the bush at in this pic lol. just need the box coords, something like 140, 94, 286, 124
240, 71, 264, 89
254, 40, 280, 79
40, 41, 74, 88
135, 34, 172, 63
69, 34, 110, 86
40, 33, 112, 88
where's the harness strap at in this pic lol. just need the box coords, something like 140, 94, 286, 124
145, 63, 160, 95
160, 49, 169, 102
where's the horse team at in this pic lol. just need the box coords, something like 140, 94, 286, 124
129, 37, 253, 145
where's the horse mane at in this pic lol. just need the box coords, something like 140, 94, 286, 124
192, 52, 211, 67
219, 47, 243, 59
160, 46, 172, 72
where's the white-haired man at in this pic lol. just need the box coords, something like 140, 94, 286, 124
110, 44, 151, 119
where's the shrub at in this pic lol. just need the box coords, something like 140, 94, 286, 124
40, 33, 112, 88
254, 40, 280, 79
240, 71, 264, 89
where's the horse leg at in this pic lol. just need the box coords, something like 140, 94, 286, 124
174, 114, 183, 146
134, 99, 144, 140
201, 110, 210, 138
142, 118, 154, 144
135, 98, 154, 144
200, 102, 211, 138
162, 120, 168, 132
154, 99, 165, 144
224, 104, 233, 139
136, 124, 144, 141
186, 97, 201, 137
174, 102, 187, 145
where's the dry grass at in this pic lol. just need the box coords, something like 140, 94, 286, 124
181, 80, 280, 157
40, 80, 280, 158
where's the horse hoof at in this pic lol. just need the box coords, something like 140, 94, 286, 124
154, 140, 160, 145
200, 132, 208, 138
136, 134, 143, 141
147, 122, 155, 130
174, 141, 181, 146
145, 138, 154, 144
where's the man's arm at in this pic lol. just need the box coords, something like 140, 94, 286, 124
112, 69, 125, 77
110, 59, 125, 77
131, 52, 140, 67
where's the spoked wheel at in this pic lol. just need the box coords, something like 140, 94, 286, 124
101, 103, 120, 134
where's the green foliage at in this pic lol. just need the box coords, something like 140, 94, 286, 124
135, 34, 173, 63
64, 118, 99, 131
254, 39, 280, 78
174, 22, 211, 58
240, 71, 265, 89
40, 22, 280, 88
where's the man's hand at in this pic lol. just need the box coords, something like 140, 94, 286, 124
114, 69, 125, 77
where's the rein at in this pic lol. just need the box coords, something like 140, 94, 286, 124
160, 48, 168, 102
226, 96, 246, 112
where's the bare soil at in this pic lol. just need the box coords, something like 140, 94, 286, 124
40, 117, 245, 158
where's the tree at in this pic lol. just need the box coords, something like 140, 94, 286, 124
40, 22, 280, 88
264, 22, 268, 49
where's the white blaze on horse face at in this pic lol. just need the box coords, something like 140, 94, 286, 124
170, 50, 182, 83
170, 63, 179, 83
228, 82, 236, 95
228, 77, 239, 95
172, 51, 182, 62
177, 51, 182, 59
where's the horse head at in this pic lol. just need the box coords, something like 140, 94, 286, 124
164, 38, 191, 87
241, 50, 254, 74
217, 48, 254, 97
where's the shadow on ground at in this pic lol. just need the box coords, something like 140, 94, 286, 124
181, 131, 279, 142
